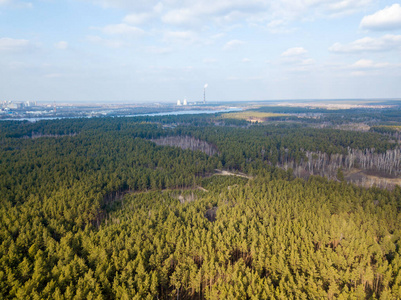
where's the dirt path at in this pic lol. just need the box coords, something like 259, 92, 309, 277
197, 186, 209, 192
214, 169, 253, 179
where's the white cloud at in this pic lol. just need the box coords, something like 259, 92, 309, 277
350, 71, 367, 76
161, 1, 268, 27
85, 0, 159, 10
162, 8, 196, 26
242, 58, 251, 63
360, 4, 401, 31
267, 19, 296, 34
87, 0, 374, 34
0, 0, 32, 8
329, 34, 401, 52
92, 0, 368, 32
279, 47, 315, 72
123, 13, 151, 25
223, 39, 244, 50
121, 2, 163, 24
102, 24, 144, 36
286, 58, 316, 73
281, 47, 307, 57
346, 58, 400, 76
0, 37, 30, 52
350, 59, 391, 69
220, 10, 248, 23
267, 19, 285, 29
269, 0, 372, 21
55, 41, 68, 50
327, 0, 371, 14
87, 36, 126, 48
153, 2, 163, 13
163, 31, 199, 44
300, 58, 315, 65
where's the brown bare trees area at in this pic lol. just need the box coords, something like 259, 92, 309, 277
280, 147, 401, 188
151, 136, 219, 156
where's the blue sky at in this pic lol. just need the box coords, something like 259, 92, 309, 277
1, 0, 401, 103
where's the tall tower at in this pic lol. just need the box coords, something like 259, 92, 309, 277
203, 83, 208, 104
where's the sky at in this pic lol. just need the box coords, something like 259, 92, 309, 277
1, 0, 401, 103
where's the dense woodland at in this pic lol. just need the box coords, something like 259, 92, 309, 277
1, 108, 401, 299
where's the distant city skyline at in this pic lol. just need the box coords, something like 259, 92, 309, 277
1, 1, 401, 103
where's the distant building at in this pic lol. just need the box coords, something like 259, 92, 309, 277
183, 99, 187, 106
177, 100, 182, 106
7, 103, 18, 109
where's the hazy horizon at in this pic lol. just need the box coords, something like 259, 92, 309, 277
29, 97, 401, 107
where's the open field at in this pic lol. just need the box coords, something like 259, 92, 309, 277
222, 111, 289, 122
344, 168, 401, 189
374, 125, 401, 131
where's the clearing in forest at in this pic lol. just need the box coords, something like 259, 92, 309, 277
214, 169, 253, 180
222, 111, 288, 122
151, 135, 219, 156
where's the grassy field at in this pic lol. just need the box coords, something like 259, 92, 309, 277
222, 111, 289, 122
344, 168, 401, 189
377, 125, 401, 130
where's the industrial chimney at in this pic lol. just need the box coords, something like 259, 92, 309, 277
203, 84, 208, 104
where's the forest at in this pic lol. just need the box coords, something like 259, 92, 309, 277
0, 105, 401, 299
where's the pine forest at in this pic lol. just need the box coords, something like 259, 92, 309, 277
1, 106, 401, 299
